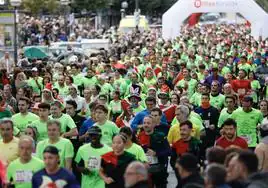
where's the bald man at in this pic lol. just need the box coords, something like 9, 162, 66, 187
124, 161, 149, 188
7, 136, 44, 188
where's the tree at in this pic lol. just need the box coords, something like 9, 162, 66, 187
255, 0, 268, 13
22, 0, 59, 15
71, 0, 109, 12
22, 0, 45, 15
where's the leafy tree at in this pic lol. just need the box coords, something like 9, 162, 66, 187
71, 0, 109, 12
22, 0, 59, 15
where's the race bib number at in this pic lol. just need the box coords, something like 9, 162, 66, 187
204, 120, 210, 128
146, 155, 158, 165
88, 156, 101, 170
15, 170, 33, 183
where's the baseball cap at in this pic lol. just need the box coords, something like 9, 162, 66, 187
31, 67, 38, 72
243, 96, 253, 103
87, 126, 102, 135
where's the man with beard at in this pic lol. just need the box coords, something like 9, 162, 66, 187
215, 118, 248, 149
137, 116, 170, 188
11, 97, 39, 133
53, 75, 69, 99
170, 120, 202, 187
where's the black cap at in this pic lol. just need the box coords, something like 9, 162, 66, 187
43, 146, 59, 155
87, 126, 102, 135
243, 96, 253, 103
177, 153, 198, 172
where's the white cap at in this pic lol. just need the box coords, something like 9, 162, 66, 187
31, 67, 38, 72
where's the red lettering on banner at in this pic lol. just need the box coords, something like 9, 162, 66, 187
194, 0, 202, 8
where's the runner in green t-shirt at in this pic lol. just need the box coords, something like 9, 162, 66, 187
75, 126, 112, 188
176, 68, 197, 98
248, 72, 261, 104
12, 98, 39, 132
120, 127, 148, 162
218, 96, 236, 128
53, 75, 69, 99
50, 101, 78, 138
31, 103, 51, 142
82, 68, 98, 89
94, 105, 119, 146
7, 136, 44, 188
210, 81, 225, 110
27, 72, 43, 95
36, 120, 74, 171
70, 64, 84, 87
231, 96, 263, 147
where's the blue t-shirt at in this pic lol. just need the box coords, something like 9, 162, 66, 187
32, 168, 80, 188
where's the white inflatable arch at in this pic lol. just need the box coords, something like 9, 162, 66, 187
162, 0, 268, 40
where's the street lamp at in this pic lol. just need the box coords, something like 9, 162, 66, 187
121, 1, 128, 19
60, 0, 70, 35
10, 0, 21, 65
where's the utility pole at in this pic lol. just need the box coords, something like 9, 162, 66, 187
135, 0, 139, 11
134, 0, 140, 27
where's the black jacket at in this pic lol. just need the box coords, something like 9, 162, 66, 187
246, 172, 268, 188
194, 106, 220, 149
178, 173, 204, 188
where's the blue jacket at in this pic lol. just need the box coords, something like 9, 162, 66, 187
130, 109, 168, 131
79, 117, 95, 136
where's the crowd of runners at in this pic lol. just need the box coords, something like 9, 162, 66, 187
0, 20, 268, 188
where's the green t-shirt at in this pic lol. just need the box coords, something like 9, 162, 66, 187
31, 118, 51, 142
250, 80, 261, 103
190, 92, 202, 107
126, 143, 147, 162
100, 83, 114, 96
218, 108, 233, 128
95, 120, 119, 146
75, 144, 112, 188
238, 63, 252, 73
231, 108, 263, 147
109, 100, 122, 114
143, 78, 157, 91
36, 137, 74, 167
177, 78, 197, 98
73, 74, 84, 86
210, 94, 225, 110
27, 77, 43, 95
7, 157, 44, 188
53, 83, 69, 99
220, 66, 231, 77
82, 76, 98, 89
12, 112, 39, 132
49, 114, 77, 133
113, 78, 125, 91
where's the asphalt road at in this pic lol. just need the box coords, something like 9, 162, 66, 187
167, 163, 177, 188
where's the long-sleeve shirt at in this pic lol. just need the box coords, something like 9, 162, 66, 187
130, 109, 168, 131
